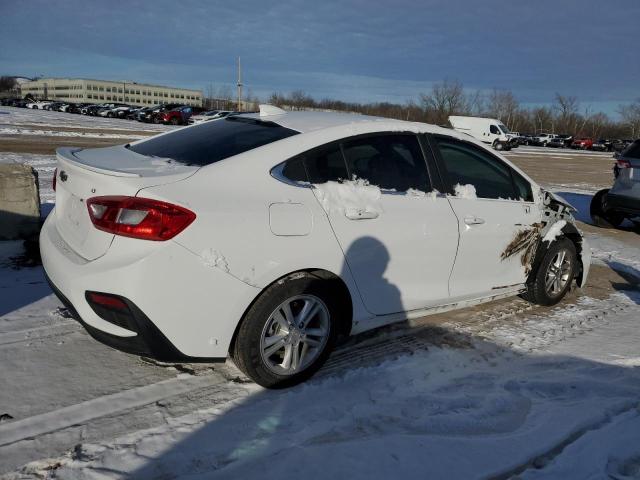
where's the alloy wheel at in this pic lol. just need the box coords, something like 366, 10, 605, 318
544, 249, 572, 296
260, 294, 330, 376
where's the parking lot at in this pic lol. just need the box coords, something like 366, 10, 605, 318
1, 106, 640, 478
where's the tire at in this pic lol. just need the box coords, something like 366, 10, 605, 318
590, 189, 624, 228
107, 112, 113, 118
494, 141, 504, 151
153, 116, 161, 124
232, 272, 339, 388
523, 238, 577, 306
170, 117, 180, 125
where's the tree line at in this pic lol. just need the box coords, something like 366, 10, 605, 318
258, 79, 640, 139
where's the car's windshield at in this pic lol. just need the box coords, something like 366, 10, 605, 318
128, 116, 300, 166
498, 124, 510, 134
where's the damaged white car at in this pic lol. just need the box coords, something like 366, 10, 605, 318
40, 106, 590, 387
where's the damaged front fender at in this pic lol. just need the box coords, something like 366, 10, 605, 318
502, 189, 590, 288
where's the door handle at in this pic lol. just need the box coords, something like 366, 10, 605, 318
345, 208, 379, 220
464, 216, 485, 225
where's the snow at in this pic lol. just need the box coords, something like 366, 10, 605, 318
453, 183, 477, 199
0, 127, 146, 139
313, 178, 382, 215
542, 219, 567, 243
0, 152, 57, 204
406, 188, 439, 199
0, 106, 171, 133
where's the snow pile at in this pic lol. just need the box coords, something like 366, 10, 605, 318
542, 220, 567, 243
201, 248, 230, 273
453, 183, 477, 199
313, 178, 382, 215
406, 188, 439, 200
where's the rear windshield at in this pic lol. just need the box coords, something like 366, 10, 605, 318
128, 116, 299, 166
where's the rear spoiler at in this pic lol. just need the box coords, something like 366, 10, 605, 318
56, 147, 141, 178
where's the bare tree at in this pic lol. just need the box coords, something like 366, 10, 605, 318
419, 79, 470, 125
0, 76, 17, 92
485, 89, 519, 129
618, 99, 640, 138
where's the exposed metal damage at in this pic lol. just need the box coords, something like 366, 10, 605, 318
501, 190, 579, 275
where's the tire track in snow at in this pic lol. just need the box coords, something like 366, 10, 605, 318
488, 401, 640, 480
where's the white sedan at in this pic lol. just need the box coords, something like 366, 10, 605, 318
40, 105, 589, 387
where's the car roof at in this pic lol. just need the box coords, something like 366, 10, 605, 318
235, 110, 444, 135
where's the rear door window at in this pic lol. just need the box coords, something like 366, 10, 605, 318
434, 137, 519, 200
342, 134, 431, 192
129, 116, 299, 166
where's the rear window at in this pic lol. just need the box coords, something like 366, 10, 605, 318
623, 140, 640, 159
129, 116, 299, 166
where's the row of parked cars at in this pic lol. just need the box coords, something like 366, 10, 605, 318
1, 97, 237, 126
516, 133, 633, 152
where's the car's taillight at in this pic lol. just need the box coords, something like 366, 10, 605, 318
53, 168, 57, 192
617, 159, 631, 169
86, 196, 196, 241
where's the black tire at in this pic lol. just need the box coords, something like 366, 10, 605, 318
153, 115, 162, 124
232, 272, 339, 388
494, 141, 504, 151
522, 237, 577, 306
170, 117, 180, 125
590, 189, 625, 228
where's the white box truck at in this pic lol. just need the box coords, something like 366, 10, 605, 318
448, 116, 517, 151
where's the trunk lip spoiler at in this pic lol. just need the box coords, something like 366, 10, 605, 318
56, 147, 142, 178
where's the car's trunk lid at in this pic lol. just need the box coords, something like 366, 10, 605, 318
54, 145, 198, 261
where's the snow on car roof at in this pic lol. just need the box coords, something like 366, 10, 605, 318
237, 110, 447, 135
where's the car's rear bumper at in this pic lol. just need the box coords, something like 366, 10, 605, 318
605, 193, 640, 217
40, 210, 260, 360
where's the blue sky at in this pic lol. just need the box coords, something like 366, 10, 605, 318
1, 0, 638, 115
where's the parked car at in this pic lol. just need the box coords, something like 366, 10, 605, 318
448, 116, 516, 151
26, 101, 53, 110
530, 133, 556, 147
547, 137, 566, 148
98, 104, 131, 118
556, 134, 573, 147
136, 103, 184, 123
161, 105, 197, 125
67, 102, 91, 114
188, 110, 235, 125
613, 139, 633, 153
44, 102, 64, 111
591, 139, 640, 229
571, 138, 593, 150
591, 139, 613, 152
41, 106, 589, 387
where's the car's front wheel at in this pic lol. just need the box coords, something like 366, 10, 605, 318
232, 272, 338, 388
523, 238, 577, 306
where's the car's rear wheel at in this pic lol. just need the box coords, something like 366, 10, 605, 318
171, 117, 180, 125
590, 189, 625, 228
523, 238, 577, 306
232, 272, 338, 388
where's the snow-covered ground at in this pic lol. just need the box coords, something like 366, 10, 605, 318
0, 106, 171, 133
1, 149, 640, 479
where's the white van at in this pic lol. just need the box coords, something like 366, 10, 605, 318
449, 116, 516, 151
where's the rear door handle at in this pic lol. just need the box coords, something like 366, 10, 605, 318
464, 216, 485, 225
345, 208, 379, 220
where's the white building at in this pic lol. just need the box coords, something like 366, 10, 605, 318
20, 77, 203, 107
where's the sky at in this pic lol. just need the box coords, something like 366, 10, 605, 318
1, 0, 638, 116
